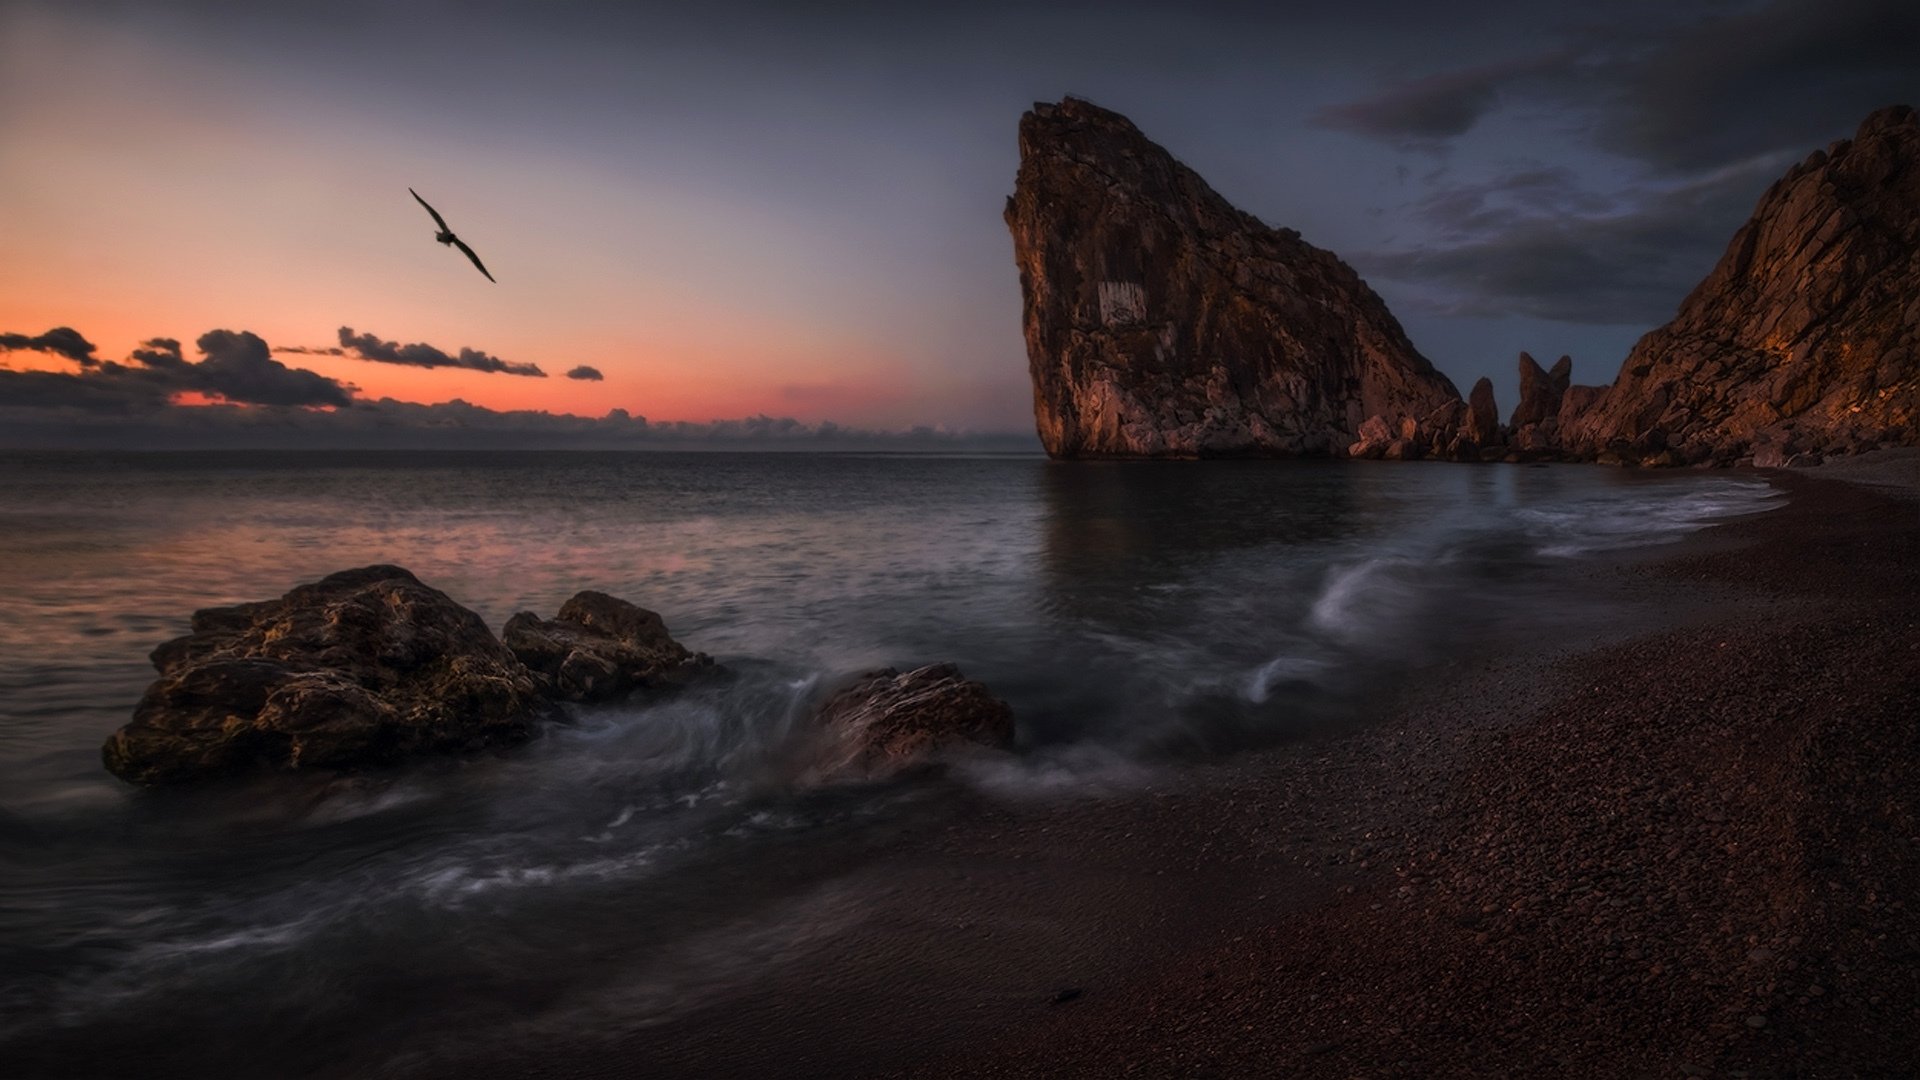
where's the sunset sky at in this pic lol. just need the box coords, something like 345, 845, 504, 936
3, 0, 1915, 446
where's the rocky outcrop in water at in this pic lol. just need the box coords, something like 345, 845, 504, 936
1508, 353, 1572, 455
503, 591, 711, 703
102, 566, 551, 784
1562, 105, 1920, 464
1465, 378, 1503, 449
804, 664, 1014, 782
1006, 97, 1462, 458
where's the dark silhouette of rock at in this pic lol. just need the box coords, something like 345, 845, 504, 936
1006, 97, 1461, 458
1563, 105, 1920, 462
1465, 377, 1502, 447
102, 566, 550, 784
503, 590, 711, 703
805, 664, 1014, 781
1511, 353, 1572, 429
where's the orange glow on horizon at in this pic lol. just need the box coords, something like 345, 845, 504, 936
0, 304, 921, 426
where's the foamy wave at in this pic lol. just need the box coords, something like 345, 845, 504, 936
1243, 653, 1328, 704
1522, 479, 1780, 556
1309, 558, 1424, 643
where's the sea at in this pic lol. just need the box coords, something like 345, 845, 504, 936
0, 450, 1779, 1077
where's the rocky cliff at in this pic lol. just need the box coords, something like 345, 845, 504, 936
1006, 97, 1461, 458
1562, 105, 1920, 464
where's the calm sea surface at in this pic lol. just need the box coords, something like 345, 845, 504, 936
0, 451, 1776, 1076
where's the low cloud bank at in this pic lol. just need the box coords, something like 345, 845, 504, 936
0, 324, 1036, 452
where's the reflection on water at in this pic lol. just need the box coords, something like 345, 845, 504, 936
0, 450, 1778, 1077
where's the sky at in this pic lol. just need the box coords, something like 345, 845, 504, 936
2, 0, 1917, 448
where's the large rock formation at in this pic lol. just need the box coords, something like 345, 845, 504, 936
1006, 97, 1462, 458
1511, 353, 1572, 429
1465, 377, 1503, 447
803, 664, 1014, 782
1508, 353, 1572, 454
503, 590, 711, 703
1563, 105, 1920, 463
103, 566, 551, 784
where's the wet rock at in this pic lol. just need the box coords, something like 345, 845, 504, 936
103, 566, 551, 784
503, 591, 711, 703
805, 663, 1014, 781
1006, 97, 1461, 458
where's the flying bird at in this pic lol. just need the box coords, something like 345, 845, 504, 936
409, 188, 495, 283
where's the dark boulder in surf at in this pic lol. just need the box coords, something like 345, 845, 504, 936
102, 565, 551, 785
804, 663, 1015, 782
502, 590, 712, 703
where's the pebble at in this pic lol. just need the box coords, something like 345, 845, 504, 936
1746, 1014, 1769, 1029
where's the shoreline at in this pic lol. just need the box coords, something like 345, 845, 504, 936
471, 457, 1918, 1080
893, 461, 1920, 1078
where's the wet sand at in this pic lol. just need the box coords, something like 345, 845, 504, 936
483, 461, 1919, 1080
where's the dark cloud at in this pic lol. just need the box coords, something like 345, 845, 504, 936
564, 365, 604, 381
1316, 1, 1919, 170
1355, 154, 1791, 325
1310, 53, 1571, 148
128, 337, 189, 371
1315, 0, 1915, 331
334, 327, 546, 377
0, 367, 174, 413
0, 327, 100, 367
192, 330, 356, 407
0, 329, 355, 414
1594, 0, 1920, 171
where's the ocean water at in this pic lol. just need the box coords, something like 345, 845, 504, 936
0, 451, 1778, 1076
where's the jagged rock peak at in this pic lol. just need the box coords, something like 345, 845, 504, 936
1007, 97, 1462, 459
1562, 104, 1920, 463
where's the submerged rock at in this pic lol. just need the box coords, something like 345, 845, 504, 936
805, 664, 1014, 781
1005, 97, 1461, 458
502, 590, 711, 703
103, 566, 550, 785
1562, 105, 1920, 462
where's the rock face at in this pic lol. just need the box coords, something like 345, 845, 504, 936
1511, 353, 1572, 429
1562, 105, 1920, 462
1507, 353, 1572, 453
503, 590, 711, 703
805, 664, 1014, 781
1465, 377, 1503, 447
103, 566, 550, 784
1006, 97, 1462, 458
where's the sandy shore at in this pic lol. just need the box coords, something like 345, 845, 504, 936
479, 459, 1919, 1080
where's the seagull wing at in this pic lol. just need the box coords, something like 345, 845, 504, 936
410, 188, 451, 232
451, 237, 496, 282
